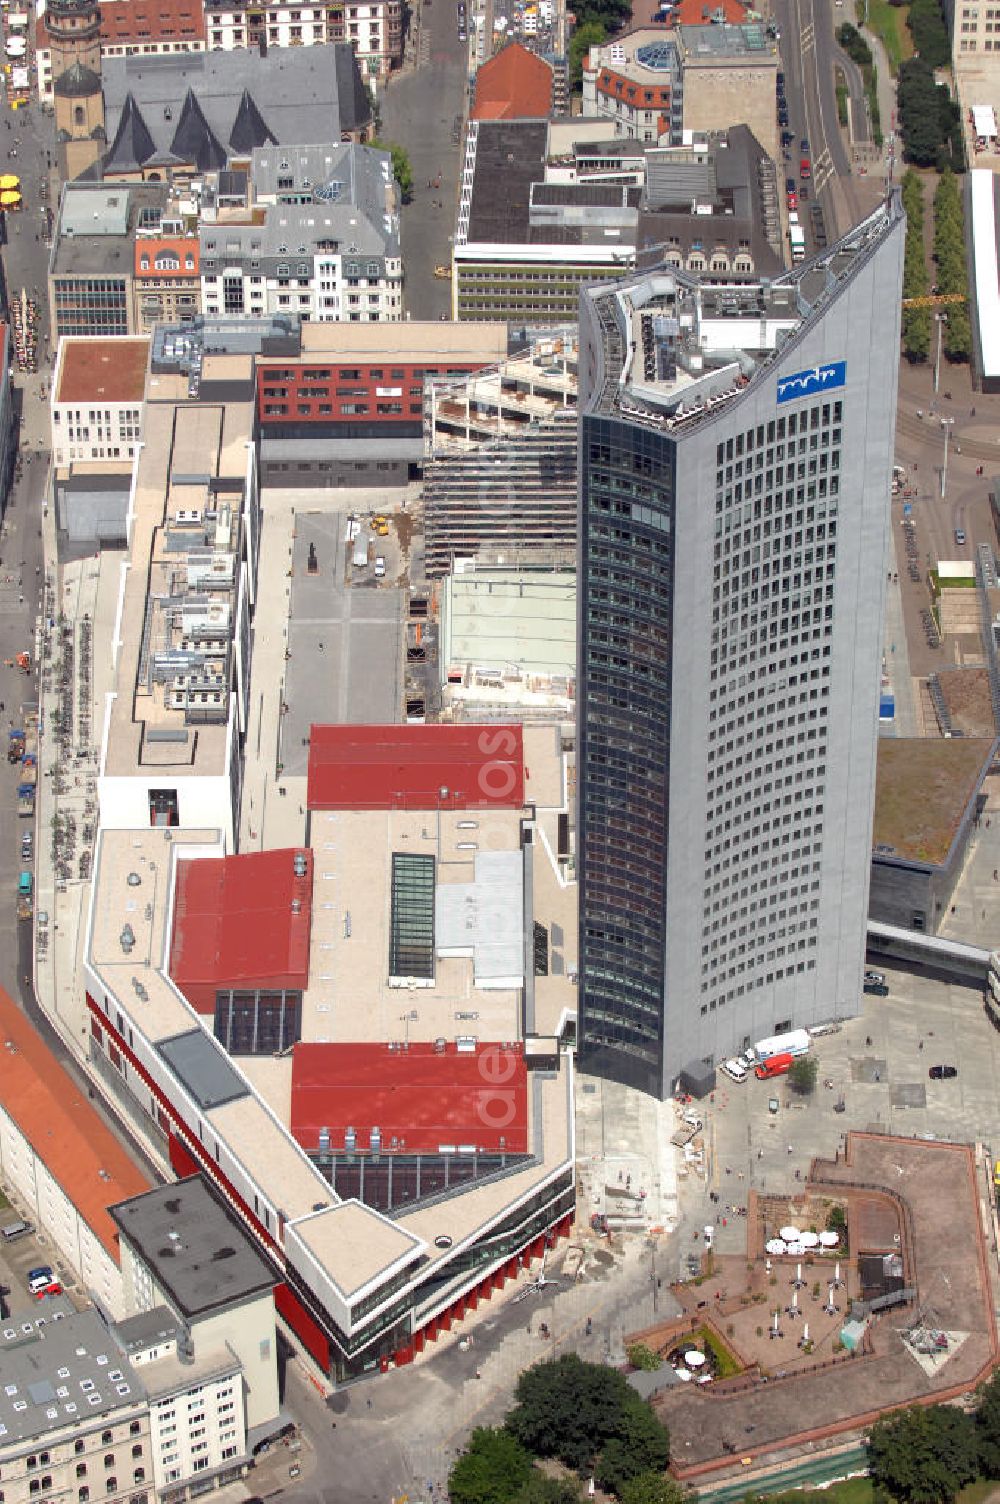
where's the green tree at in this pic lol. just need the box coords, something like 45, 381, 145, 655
449, 1428, 535, 1504
837, 21, 873, 64
907, 0, 950, 66
867, 1405, 980, 1504
595, 1398, 672, 1496
899, 60, 948, 165
787, 1054, 818, 1095
507, 1355, 669, 1478
371, 139, 413, 202
976, 1369, 1000, 1476
569, 17, 606, 91
619, 1475, 690, 1504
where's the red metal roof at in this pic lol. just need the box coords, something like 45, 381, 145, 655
290, 1042, 528, 1154
472, 42, 553, 121
170, 848, 313, 1013
307, 724, 525, 811
0, 988, 150, 1259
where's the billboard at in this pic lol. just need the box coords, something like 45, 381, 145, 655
776, 360, 846, 405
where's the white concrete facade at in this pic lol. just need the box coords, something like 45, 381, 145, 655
0, 1100, 125, 1315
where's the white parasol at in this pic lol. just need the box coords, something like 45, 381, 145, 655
780, 1225, 801, 1241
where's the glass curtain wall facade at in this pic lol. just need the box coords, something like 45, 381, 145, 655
576, 198, 906, 1098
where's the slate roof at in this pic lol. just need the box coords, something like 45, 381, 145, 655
229, 88, 277, 154
169, 89, 227, 172
105, 90, 157, 173
101, 45, 369, 175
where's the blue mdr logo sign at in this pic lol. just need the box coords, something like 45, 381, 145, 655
776, 360, 846, 405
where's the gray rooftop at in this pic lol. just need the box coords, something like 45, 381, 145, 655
113, 1307, 181, 1355
0, 1310, 146, 1447
156, 1029, 250, 1111
677, 20, 773, 56
110, 1177, 277, 1321
102, 46, 370, 177
52, 182, 168, 278
202, 150, 399, 259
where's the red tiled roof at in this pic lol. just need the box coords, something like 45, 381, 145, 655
471, 41, 553, 121
307, 724, 525, 811
134, 236, 199, 279
0, 988, 151, 1259
672, 0, 746, 20
170, 848, 313, 1014
290, 1041, 529, 1154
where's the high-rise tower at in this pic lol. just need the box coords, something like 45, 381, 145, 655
576, 194, 905, 1098
46, 0, 105, 178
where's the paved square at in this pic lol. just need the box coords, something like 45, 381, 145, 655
282, 514, 403, 774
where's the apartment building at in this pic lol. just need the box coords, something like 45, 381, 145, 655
0, 1312, 153, 1504
199, 144, 401, 324
0, 989, 150, 1316
202, 0, 402, 80
576, 196, 905, 1096
119, 1313, 247, 1504
51, 337, 148, 469
133, 238, 201, 335
112, 1178, 278, 1435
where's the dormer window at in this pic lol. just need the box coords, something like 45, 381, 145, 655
139, 254, 150, 270
184, 254, 194, 270
154, 252, 179, 271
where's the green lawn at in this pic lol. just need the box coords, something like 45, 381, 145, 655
866, 0, 913, 72
762, 1479, 874, 1504
957, 1481, 1000, 1504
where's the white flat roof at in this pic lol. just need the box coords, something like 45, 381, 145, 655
971, 169, 1000, 380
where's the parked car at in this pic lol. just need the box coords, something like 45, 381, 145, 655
955, 528, 967, 545
929, 1064, 958, 1080
34, 1282, 61, 1300
719, 1058, 748, 1083
374, 556, 386, 579
863, 979, 889, 996
864, 969, 885, 986
27, 1267, 53, 1294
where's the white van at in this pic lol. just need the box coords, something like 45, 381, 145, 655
719, 1057, 748, 1083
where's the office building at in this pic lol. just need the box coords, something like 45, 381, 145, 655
48, 184, 169, 341
454, 120, 638, 323
254, 320, 508, 486
576, 195, 905, 1096
581, 24, 778, 159
51, 337, 148, 469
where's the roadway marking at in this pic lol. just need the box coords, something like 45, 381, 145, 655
800, 20, 815, 49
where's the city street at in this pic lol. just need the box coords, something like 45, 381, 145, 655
381, 0, 469, 318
